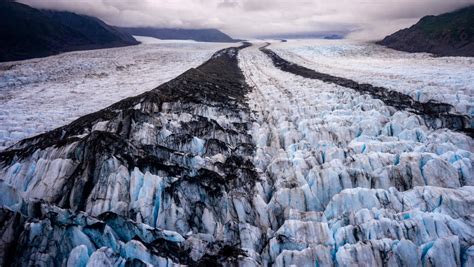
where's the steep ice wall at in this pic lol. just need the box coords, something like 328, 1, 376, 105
238, 43, 474, 266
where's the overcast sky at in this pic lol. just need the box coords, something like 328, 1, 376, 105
18, 0, 474, 39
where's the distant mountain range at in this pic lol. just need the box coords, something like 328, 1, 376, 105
378, 6, 474, 57
117, 27, 238, 43
0, 1, 238, 62
259, 31, 348, 40
0, 0, 139, 62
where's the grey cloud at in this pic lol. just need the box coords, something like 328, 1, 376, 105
17, 0, 474, 39
218, 0, 238, 9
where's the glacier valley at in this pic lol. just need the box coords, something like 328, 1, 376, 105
0, 39, 472, 266
0, 37, 231, 151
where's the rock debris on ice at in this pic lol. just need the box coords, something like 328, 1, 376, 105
0, 41, 472, 266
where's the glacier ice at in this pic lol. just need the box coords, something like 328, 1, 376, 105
0, 38, 232, 151
0, 44, 259, 266
238, 43, 474, 265
271, 39, 473, 116
0, 41, 472, 266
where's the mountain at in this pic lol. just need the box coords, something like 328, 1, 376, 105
377, 6, 474, 57
117, 27, 237, 43
0, 1, 138, 62
260, 31, 348, 40
42, 10, 138, 46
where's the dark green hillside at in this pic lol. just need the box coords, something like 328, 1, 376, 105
378, 6, 474, 56
0, 0, 138, 62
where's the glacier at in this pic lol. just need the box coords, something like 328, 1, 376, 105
271, 39, 474, 116
0, 36, 231, 151
238, 43, 473, 265
0, 43, 259, 266
0, 40, 472, 266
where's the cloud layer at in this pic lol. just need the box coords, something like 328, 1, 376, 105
18, 0, 474, 39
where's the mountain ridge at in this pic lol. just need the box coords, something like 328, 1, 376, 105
0, 1, 139, 62
117, 27, 238, 43
377, 5, 474, 57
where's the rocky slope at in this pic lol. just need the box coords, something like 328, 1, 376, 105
0, 0, 138, 62
378, 6, 474, 57
117, 27, 237, 43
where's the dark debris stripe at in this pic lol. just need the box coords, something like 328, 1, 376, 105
1, 42, 253, 160
0, 43, 257, 266
259, 43, 473, 137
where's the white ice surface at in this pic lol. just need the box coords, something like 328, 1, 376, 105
271, 39, 474, 116
0, 37, 230, 150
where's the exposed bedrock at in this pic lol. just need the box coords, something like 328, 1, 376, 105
260, 44, 473, 138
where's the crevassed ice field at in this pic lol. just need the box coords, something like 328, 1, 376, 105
2, 38, 472, 151
272, 39, 474, 115
240, 42, 472, 264
0, 38, 473, 265
0, 37, 231, 150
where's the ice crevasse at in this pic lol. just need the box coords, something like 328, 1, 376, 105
0, 43, 472, 266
